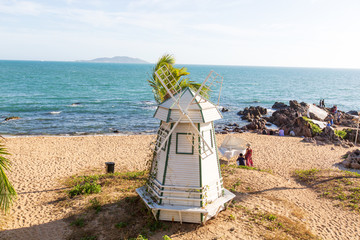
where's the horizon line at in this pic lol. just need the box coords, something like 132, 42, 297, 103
1, 58, 360, 70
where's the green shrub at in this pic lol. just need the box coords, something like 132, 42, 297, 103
335, 130, 348, 139
303, 117, 322, 135
68, 182, 101, 197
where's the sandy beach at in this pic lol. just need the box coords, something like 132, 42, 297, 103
1, 133, 359, 240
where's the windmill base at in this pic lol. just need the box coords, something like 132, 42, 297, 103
136, 186, 235, 224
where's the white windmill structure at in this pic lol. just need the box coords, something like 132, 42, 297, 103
136, 65, 235, 224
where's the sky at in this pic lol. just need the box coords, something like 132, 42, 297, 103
1, 0, 360, 68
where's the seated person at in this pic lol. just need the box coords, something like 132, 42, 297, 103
279, 129, 285, 136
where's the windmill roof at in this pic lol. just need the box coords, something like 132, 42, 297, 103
159, 87, 216, 110
153, 88, 222, 123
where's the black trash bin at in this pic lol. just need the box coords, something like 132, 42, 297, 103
105, 162, 115, 173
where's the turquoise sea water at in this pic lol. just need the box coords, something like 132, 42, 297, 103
0, 60, 359, 135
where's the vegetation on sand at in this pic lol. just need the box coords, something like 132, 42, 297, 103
293, 169, 360, 213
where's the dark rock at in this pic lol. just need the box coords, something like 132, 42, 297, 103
71, 102, 81, 106
244, 119, 267, 130
272, 102, 288, 109
226, 123, 239, 127
233, 127, 243, 133
342, 160, 351, 168
350, 163, 360, 169
5, 116, 21, 121
238, 106, 267, 121
221, 107, 229, 112
347, 110, 359, 115
309, 112, 321, 121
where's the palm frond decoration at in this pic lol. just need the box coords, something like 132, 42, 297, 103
0, 138, 17, 212
148, 54, 209, 103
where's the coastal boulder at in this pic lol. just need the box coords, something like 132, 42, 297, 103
237, 106, 267, 122
272, 102, 288, 109
347, 110, 359, 116
244, 118, 267, 130
291, 117, 312, 137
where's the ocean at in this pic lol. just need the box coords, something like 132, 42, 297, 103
0, 60, 359, 135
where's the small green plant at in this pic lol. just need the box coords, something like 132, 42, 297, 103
129, 235, 148, 240
70, 218, 85, 227
335, 130, 348, 139
229, 214, 236, 221
89, 198, 101, 213
68, 182, 101, 197
122, 171, 146, 180
163, 235, 172, 240
80, 236, 97, 240
264, 213, 277, 221
115, 222, 128, 229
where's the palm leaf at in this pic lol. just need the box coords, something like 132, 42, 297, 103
148, 54, 209, 103
0, 140, 17, 213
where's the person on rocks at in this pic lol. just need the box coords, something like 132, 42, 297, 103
236, 153, 246, 166
245, 143, 253, 167
289, 129, 295, 136
329, 114, 334, 126
337, 111, 342, 124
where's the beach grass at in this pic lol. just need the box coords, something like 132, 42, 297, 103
54, 166, 320, 240
293, 169, 360, 213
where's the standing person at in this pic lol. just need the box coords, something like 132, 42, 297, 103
323, 99, 325, 107
329, 114, 334, 126
245, 143, 253, 167
236, 153, 246, 166
337, 111, 342, 124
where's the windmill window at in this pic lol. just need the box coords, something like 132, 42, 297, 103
176, 133, 194, 154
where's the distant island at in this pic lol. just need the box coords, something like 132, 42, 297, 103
77, 56, 149, 64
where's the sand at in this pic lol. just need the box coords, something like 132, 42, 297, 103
0, 133, 359, 240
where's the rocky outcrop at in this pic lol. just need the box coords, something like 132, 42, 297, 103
341, 149, 360, 169
221, 107, 229, 112
237, 106, 267, 121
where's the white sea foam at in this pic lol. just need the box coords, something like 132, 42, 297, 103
50, 111, 61, 114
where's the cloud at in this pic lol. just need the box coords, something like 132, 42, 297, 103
0, 0, 45, 15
